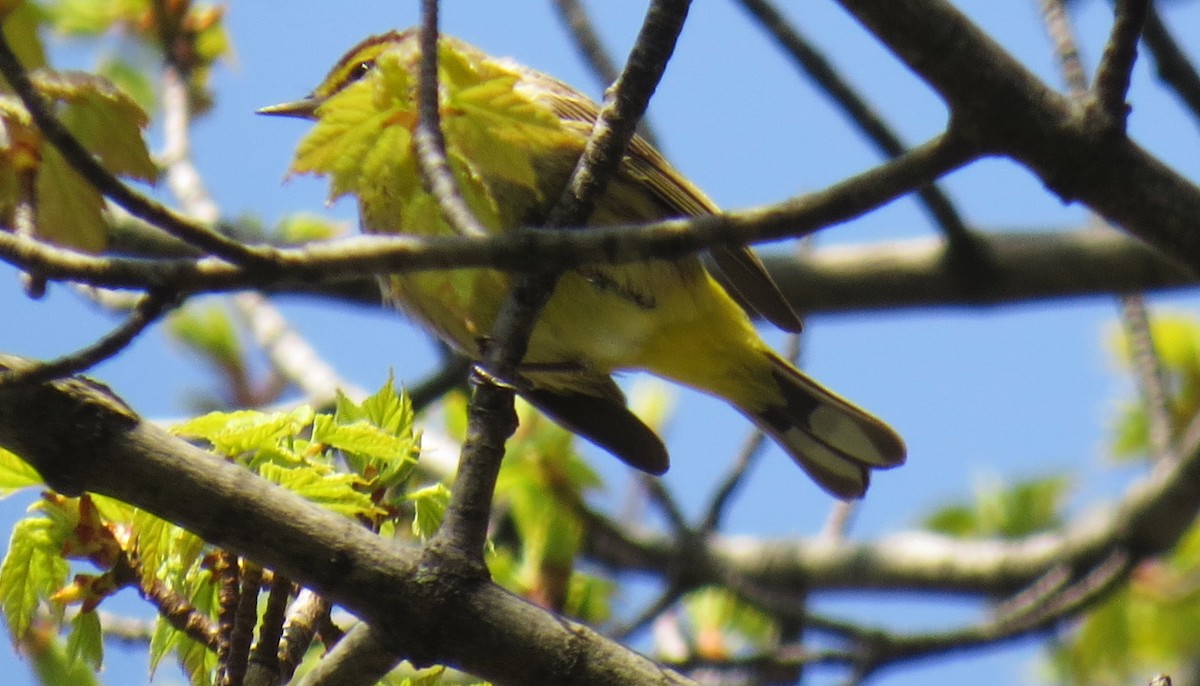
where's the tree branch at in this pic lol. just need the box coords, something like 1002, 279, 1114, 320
412, 0, 489, 239
0, 32, 274, 268
835, 0, 1200, 273
0, 354, 698, 686
735, 0, 977, 256
433, 0, 694, 559
0, 291, 175, 386
0, 133, 977, 293
1093, 0, 1150, 126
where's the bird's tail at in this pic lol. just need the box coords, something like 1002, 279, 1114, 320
745, 352, 906, 499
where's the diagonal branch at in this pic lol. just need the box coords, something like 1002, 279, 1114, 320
412, 0, 490, 238
1139, 3, 1200, 130
736, 0, 977, 255
0, 133, 978, 293
433, 0, 695, 560
0, 33, 275, 269
0, 291, 175, 386
1093, 0, 1151, 126
835, 0, 1200, 273
0, 354, 698, 686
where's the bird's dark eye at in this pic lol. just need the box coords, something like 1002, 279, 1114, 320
346, 60, 375, 83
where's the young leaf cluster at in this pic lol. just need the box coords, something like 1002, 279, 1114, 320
0, 380, 437, 684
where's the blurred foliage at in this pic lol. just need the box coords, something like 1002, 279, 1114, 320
678, 586, 779, 661
1109, 313, 1200, 462
0, 0, 237, 258
923, 474, 1071, 539
0, 380, 434, 684
1044, 314, 1200, 686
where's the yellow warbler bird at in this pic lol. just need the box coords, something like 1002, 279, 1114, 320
260, 30, 905, 498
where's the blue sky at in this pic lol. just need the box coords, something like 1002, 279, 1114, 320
3, 2, 1200, 685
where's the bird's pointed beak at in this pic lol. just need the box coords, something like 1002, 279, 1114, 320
256, 96, 321, 120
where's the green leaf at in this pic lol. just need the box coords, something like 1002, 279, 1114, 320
43, 0, 134, 35
176, 569, 217, 686
0, 447, 42, 496
564, 572, 613, 625
166, 302, 243, 370
172, 407, 315, 457
923, 474, 1070, 539
681, 586, 779, 658
133, 509, 204, 588
275, 212, 345, 243
148, 609, 177, 677
258, 463, 381, 519
407, 484, 450, 541
1, 1, 47, 71
313, 416, 419, 489
922, 504, 977, 538
1047, 521, 1200, 684
24, 626, 101, 686
359, 374, 413, 434
50, 71, 156, 181
0, 517, 70, 640
98, 57, 157, 114
324, 379, 421, 489
65, 610, 103, 670
1108, 314, 1200, 461
398, 665, 448, 686
34, 143, 108, 252
3, 70, 155, 252
291, 58, 411, 204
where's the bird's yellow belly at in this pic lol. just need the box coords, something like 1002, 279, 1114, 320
383, 257, 772, 405
384, 264, 673, 372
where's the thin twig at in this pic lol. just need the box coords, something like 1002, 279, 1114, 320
1093, 0, 1150, 127
0, 33, 274, 268
550, 0, 661, 147
224, 562, 263, 686
433, 0, 696, 560
1039, 1, 1175, 464
699, 431, 768, 534
551, 0, 622, 89
232, 292, 357, 407
0, 134, 978, 293
160, 65, 219, 224
293, 623, 401, 686
698, 333, 803, 534
612, 582, 689, 641
736, 0, 976, 255
213, 551, 240, 683
0, 290, 175, 387
1140, 3, 1200, 129
1118, 294, 1176, 462
642, 475, 691, 534
12, 168, 47, 298
413, 0, 489, 238
1041, 0, 1089, 95
246, 572, 292, 684
278, 590, 331, 682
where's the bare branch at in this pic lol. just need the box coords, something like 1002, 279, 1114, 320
434, 0, 695, 560
736, 0, 976, 254
1093, 0, 1150, 127
293, 623, 401, 686
0, 33, 274, 268
0, 290, 175, 387
0, 356, 699, 685
1140, 4, 1200, 129
835, 0, 1200, 273
413, 0, 490, 238
0, 134, 977, 294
